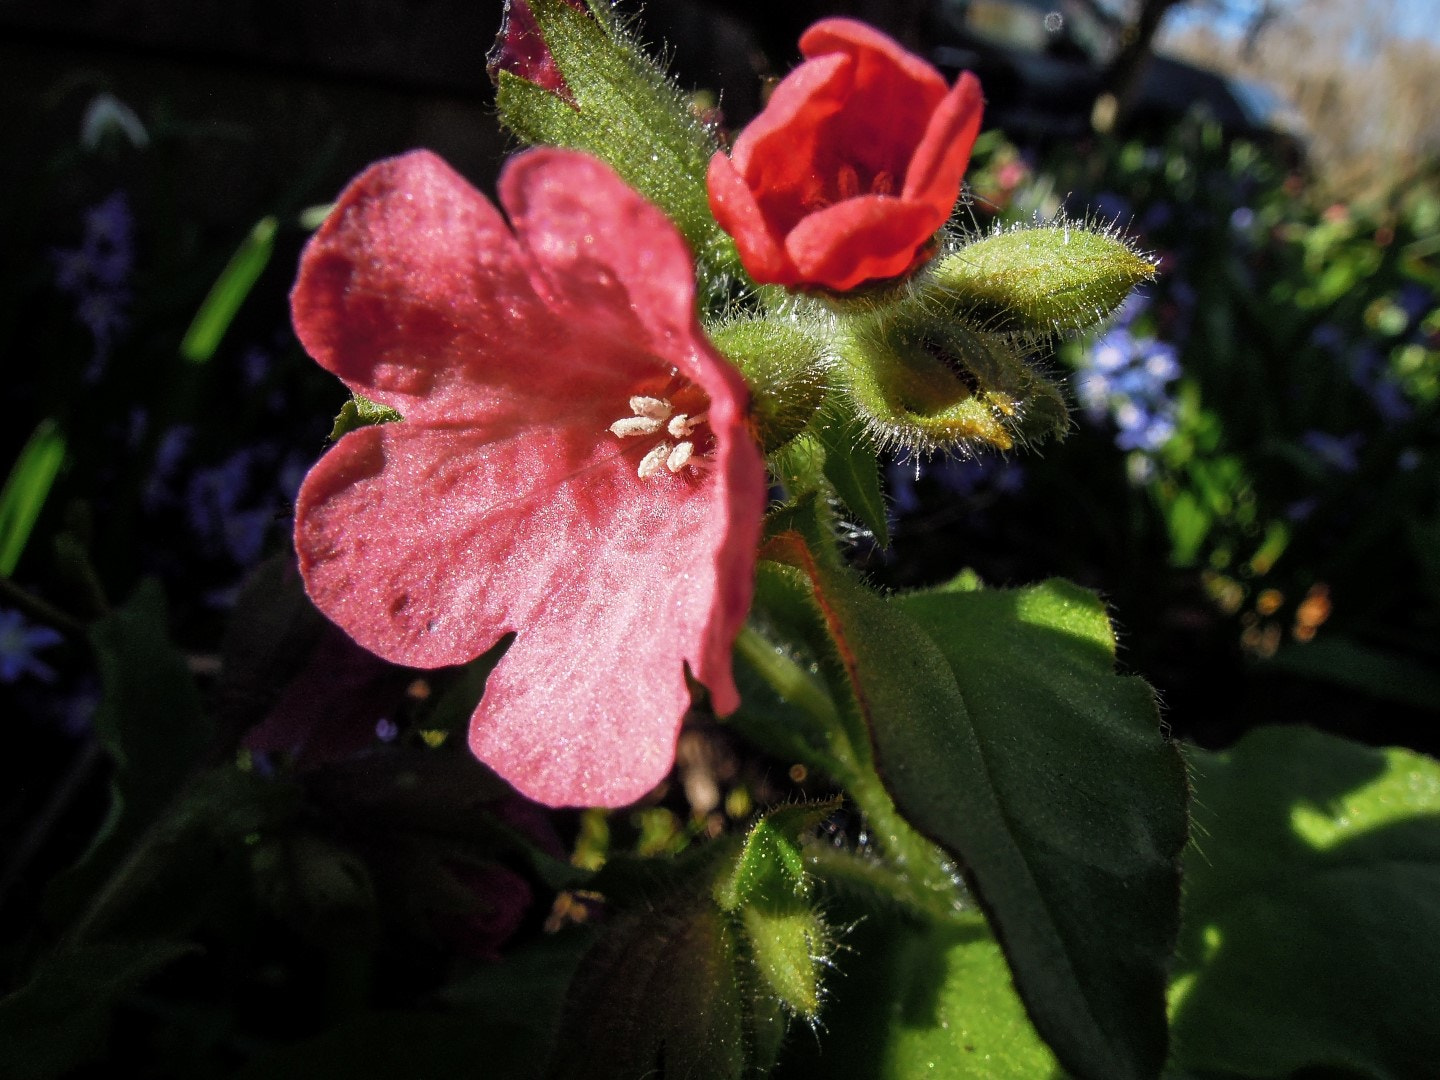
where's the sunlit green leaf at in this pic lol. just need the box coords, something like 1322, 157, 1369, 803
775, 915, 1060, 1080
891, 579, 1188, 1080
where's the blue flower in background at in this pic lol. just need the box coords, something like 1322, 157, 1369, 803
187, 449, 274, 566
1075, 304, 1181, 456
0, 608, 65, 684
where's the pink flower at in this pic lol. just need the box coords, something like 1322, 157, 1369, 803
291, 148, 766, 808
707, 18, 983, 292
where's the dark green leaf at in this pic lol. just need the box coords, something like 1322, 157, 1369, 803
47, 581, 213, 931
893, 579, 1188, 1080
1170, 726, 1440, 1080
232, 1008, 556, 1080
1262, 635, 1440, 713
0, 939, 198, 1080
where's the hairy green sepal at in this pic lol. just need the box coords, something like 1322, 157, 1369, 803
835, 312, 1068, 454
708, 318, 828, 453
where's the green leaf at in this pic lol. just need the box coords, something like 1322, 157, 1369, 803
493, 0, 740, 296
47, 581, 213, 932
892, 580, 1188, 1080
0, 418, 65, 576
0, 939, 199, 1080
814, 395, 890, 547
180, 215, 277, 363
930, 223, 1156, 335
775, 915, 1061, 1080
1170, 726, 1440, 1080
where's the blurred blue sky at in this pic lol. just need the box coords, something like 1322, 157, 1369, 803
1164, 0, 1440, 45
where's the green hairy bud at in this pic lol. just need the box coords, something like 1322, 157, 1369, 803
929, 220, 1157, 336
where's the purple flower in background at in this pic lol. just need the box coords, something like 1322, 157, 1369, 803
51, 191, 135, 376
1301, 430, 1363, 474
1395, 282, 1433, 326
0, 609, 65, 684
187, 449, 274, 566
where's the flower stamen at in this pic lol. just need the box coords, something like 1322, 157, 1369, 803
611, 393, 712, 479
638, 442, 672, 479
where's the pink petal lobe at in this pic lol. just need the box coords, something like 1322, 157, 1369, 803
500, 149, 702, 367
291, 150, 543, 426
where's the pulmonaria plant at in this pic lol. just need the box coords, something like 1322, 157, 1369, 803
290, 148, 765, 808
706, 18, 983, 291
281, 7, 1175, 1079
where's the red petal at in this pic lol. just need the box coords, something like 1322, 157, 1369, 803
784, 196, 938, 292
904, 71, 984, 210
706, 151, 796, 285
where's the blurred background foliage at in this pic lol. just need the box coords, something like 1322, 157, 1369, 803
1, 0, 1437, 1075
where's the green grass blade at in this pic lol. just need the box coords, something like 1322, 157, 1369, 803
0, 418, 66, 576
180, 215, 278, 363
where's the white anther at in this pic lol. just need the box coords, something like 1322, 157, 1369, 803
638, 442, 672, 479
630, 396, 672, 420
610, 416, 664, 438
666, 441, 695, 473
666, 411, 708, 438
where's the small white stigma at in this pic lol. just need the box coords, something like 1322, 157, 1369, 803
638, 442, 672, 479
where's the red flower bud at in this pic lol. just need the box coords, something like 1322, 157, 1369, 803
707, 18, 983, 293
486, 0, 590, 102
